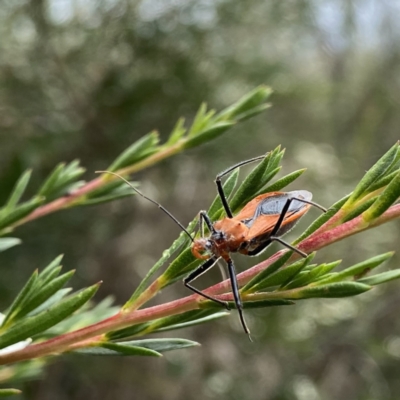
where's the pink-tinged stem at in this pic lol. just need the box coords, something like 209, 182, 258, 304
0, 296, 197, 365
123, 279, 163, 311
11, 178, 104, 228
9, 141, 184, 230
303, 210, 346, 241
1, 204, 399, 365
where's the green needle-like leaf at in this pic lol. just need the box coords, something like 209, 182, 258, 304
28, 288, 72, 316
365, 170, 399, 194
156, 311, 229, 332
79, 339, 199, 356
215, 85, 272, 121
17, 270, 75, 318
40, 266, 63, 287
108, 310, 220, 340
295, 282, 371, 299
120, 338, 200, 353
233, 103, 272, 122
249, 254, 313, 292
228, 152, 271, 212
187, 103, 216, 137
357, 270, 400, 286
241, 299, 294, 308
3, 170, 32, 211
284, 261, 341, 289
242, 252, 293, 293
37, 163, 65, 197
316, 252, 394, 285
254, 167, 282, 193
76, 343, 160, 357
106, 322, 151, 340
39, 255, 64, 282
279, 253, 315, 288
107, 131, 160, 172
166, 117, 187, 145
344, 142, 399, 207
99, 342, 162, 357
145, 309, 221, 333
201, 299, 294, 309
183, 122, 236, 149
0, 389, 22, 397
1, 270, 39, 327
162, 247, 198, 282
43, 160, 86, 199
342, 197, 377, 223
0, 237, 22, 252
0, 283, 100, 350
264, 147, 284, 172
362, 170, 400, 222
256, 169, 306, 196
0, 197, 44, 231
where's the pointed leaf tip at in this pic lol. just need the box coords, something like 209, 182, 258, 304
0, 237, 22, 252
296, 282, 371, 299
0, 388, 22, 397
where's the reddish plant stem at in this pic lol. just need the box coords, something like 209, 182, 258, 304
1, 203, 399, 365
123, 279, 163, 311
10, 142, 184, 230
303, 209, 349, 243
11, 178, 104, 228
0, 296, 197, 365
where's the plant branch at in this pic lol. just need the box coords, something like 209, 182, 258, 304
1, 202, 399, 365
9, 141, 185, 230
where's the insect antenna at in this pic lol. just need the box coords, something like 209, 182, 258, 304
96, 170, 194, 242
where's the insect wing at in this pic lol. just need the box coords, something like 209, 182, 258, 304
234, 192, 280, 221
246, 192, 312, 239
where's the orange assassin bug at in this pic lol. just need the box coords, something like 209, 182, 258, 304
98, 155, 326, 338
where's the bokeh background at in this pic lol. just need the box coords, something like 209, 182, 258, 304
1, 1, 400, 399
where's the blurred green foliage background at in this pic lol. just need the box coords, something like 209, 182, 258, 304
1, 0, 400, 399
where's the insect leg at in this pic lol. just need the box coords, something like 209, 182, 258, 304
215, 155, 266, 218
269, 198, 294, 237
199, 210, 216, 234
268, 236, 307, 257
264, 197, 307, 256
183, 257, 230, 310
226, 258, 251, 337
292, 198, 327, 213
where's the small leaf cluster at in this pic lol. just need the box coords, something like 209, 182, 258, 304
347, 142, 400, 223
0, 256, 100, 351
0, 161, 85, 235
295, 142, 400, 243
241, 252, 398, 304
0, 86, 272, 250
